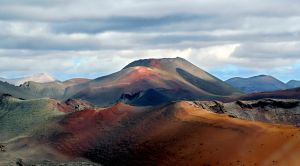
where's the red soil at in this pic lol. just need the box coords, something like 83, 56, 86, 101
149, 59, 161, 68
53, 103, 134, 156
117, 67, 162, 83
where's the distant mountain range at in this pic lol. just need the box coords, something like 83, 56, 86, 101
237, 87, 300, 101
0, 57, 241, 106
287, 80, 300, 89
226, 75, 300, 93
1, 58, 300, 105
0, 77, 91, 100
0, 73, 56, 86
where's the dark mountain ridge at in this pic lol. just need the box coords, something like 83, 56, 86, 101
226, 75, 288, 93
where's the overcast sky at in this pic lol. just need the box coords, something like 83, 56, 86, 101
0, 0, 300, 82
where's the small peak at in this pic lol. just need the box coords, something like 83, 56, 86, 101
254, 74, 269, 78
110, 102, 133, 112
123, 57, 189, 69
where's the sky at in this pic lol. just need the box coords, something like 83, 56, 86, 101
0, 0, 300, 82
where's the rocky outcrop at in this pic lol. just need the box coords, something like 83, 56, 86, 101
0, 144, 5, 152
64, 98, 95, 111
196, 99, 300, 126
192, 101, 226, 114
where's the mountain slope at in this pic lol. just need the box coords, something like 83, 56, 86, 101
65, 58, 241, 106
0, 95, 99, 165
20, 81, 66, 99
0, 95, 66, 141
287, 80, 300, 89
63, 78, 91, 87
226, 75, 288, 93
0, 81, 35, 99
18, 78, 91, 100
124, 57, 239, 96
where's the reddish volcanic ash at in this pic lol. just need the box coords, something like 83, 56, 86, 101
52, 103, 134, 156
149, 59, 161, 68
117, 67, 162, 85
49, 101, 300, 166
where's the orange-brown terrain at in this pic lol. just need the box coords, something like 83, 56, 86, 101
45, 101, 300, 166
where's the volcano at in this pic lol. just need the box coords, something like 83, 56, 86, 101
65, 57, 241, 106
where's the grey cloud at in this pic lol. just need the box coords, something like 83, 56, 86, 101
51, 15, 202, 34
0, 0, 300, 80
1, 0, 300, 21
232, 42, 300, 59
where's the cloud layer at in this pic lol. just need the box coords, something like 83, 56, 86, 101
0, 0, 299, 81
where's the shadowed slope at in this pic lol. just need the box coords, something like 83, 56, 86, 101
0, 81, 35, 99
238, 87, 300, 101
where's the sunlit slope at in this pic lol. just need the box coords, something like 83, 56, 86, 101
0, 81, 35, 99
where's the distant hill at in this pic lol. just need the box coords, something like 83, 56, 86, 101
226, 75, 288, 93
65, 57, 241, 106
0, 81, 35, 99
0, 95, 65, 141
236, 87, 300, 101
287, 80, 300, 89
0, 73, 56, 86
19, 78, 91, 100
